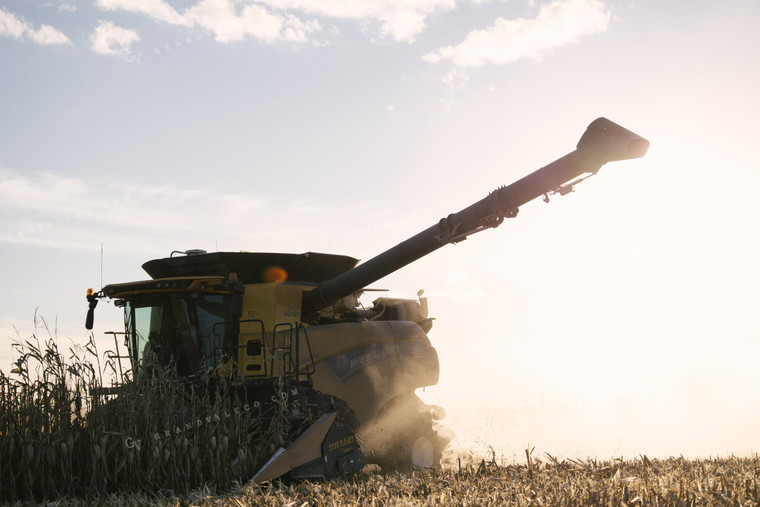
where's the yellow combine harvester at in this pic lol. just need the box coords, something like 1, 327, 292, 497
85, 118, 649, 482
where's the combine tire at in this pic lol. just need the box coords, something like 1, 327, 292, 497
366, 394, 447, 471
408, 421, 442, 470
375, 419, 442, 471
410, 433, 436, 469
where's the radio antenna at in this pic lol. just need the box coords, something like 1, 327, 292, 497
100, 243, 104, 289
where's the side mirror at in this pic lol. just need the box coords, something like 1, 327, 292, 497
85, 289, 100, 330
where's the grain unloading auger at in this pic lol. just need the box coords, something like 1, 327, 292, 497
85, 118, 648, 483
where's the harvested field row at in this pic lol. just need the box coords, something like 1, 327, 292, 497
31, 454, 760, 506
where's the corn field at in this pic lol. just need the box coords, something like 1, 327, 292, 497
0, 317, 289, 502
3, 320, 759, 505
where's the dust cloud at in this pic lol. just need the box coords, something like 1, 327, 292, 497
417, 349, 760, 465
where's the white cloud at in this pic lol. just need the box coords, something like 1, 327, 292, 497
0, 170, 90, 214
184, 0, 289, 43
93, 0, 453, 45
0, 8, 28, 40
89, 20, 140, 57
0, 168, 404, 262
95, 0, 320, 44
0, 169, 316, 254
0, 7, 70, 45
40, 2, 77, 13
424, 0, 612, 68
29, 23, 71, 45
95, 0, 189, 26
282, 13, 321, 43
258, 0, 454, 42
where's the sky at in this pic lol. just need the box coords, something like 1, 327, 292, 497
2, 0, 760, 462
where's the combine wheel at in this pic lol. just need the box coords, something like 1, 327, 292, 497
408, 420, 443, 470
374, 418, 443, 471
410, 431, 436, 469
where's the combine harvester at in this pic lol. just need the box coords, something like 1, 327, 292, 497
85, 117, 649, 482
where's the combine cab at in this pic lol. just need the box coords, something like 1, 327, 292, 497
86, 118, 649, 481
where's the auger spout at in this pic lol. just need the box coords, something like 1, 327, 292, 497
301, 117, 648, 315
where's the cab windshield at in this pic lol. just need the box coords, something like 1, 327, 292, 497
123, 293, 234, 376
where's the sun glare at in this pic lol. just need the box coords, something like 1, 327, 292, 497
416, 130, 760, 460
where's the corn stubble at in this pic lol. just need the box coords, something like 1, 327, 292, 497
2, 319, 759, 505
181, 454, 760, 506
35, 454, 756, 506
